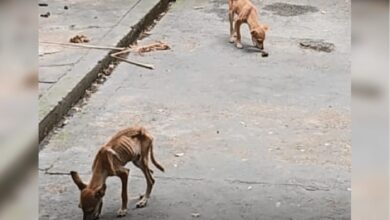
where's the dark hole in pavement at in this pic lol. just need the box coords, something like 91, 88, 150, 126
299, 39, 335, 53
263, 3, 318, 17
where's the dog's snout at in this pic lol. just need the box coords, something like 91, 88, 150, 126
83, 214, 98, 220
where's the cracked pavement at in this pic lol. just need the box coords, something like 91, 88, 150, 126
39, 0, 350, 219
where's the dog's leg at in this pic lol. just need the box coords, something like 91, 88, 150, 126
234, 20, 243, 49
136, 159, 155, 208
229, 11, 235, 43
116, 168, 129, 217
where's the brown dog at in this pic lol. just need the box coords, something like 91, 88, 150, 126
229, 0, 269, 50
70, 126, 164, 220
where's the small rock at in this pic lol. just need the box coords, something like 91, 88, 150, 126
175, 153, 184, 157
173, 164, 178, 168
275, 202, 281, 208
240, 121, 246, 126
191, 213, 200, 218
64, 5, 69, 10
62, 119, 69, 125
216, 130, 220, 134
321, 10, 326, 14
324, 143, 330, 146
40, 12, 50, 18
347, 187, 351, 191
247, 186, 252, 190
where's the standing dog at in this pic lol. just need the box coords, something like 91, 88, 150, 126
229, 0, 269, 50
70, 126, 164, 220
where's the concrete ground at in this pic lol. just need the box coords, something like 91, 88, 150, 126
39, 0, 351, 219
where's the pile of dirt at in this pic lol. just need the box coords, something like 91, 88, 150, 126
69, 34, 90, 43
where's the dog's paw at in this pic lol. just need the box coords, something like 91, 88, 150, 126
117, 208, 127, 217
136, 198, 148, 208
229, 37, 235, 43
236, 43, 243, 49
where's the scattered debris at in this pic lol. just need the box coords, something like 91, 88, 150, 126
64, 5, 69, 10
131, 41, 170, 54
38, 3, 48, 7
175, 153, 184, 157
139, 31, 152, 39
191, 213, 200, 218
111, 51, 154, 70
40, 41, 125, 50
109, 43, 161, 70
299, 39, 335, 53
40, 12, 51, 18
60, 119, 69, 127
72, 107, 81, 112
69, 34, 90, 43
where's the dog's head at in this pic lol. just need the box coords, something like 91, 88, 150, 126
250, 24, 269, 50
70, 171, 106, 220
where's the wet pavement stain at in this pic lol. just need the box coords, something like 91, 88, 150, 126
263, 2, 318, 17
299, 39, 335, 53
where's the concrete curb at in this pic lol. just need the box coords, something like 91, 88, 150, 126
39, 0, 174, 143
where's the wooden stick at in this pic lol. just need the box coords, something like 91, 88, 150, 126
39, 41, 126, 51
110, 54, 154, 70
111, 48, 133, 57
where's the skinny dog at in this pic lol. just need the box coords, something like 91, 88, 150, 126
70, 126, 165, 220
229, 0, 269, 50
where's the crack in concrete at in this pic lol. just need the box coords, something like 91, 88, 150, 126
101, 0, 143, 40
40, 170, 335, 192
226, 179, 331, 191
40, 63, 76, 67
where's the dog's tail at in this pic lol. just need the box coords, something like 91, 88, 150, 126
150, 143, 165, 172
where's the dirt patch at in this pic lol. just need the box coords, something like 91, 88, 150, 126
263, 3, 318, 17
299, 39, 335, 53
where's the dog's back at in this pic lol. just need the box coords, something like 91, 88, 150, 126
92, 127, 152, 174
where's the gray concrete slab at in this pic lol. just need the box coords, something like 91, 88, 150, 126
39, 0, 351, 219
38, 0, 169, 141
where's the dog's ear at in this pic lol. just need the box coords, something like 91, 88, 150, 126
70, 171, 86, 190
250, 30, 257, 37
95, 184, 106, 198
